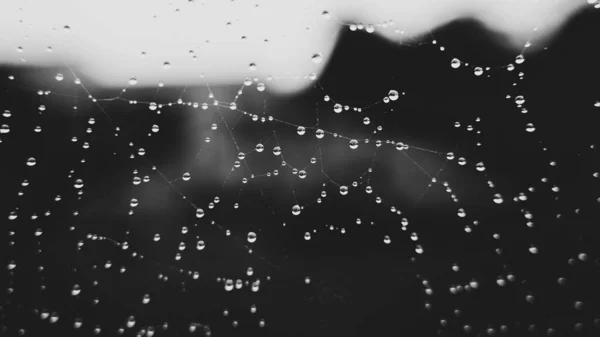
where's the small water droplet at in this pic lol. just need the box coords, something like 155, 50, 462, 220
311, 53, 323, 64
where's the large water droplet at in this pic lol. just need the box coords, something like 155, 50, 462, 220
451, 58, 461, 69
340, 185, 348, 195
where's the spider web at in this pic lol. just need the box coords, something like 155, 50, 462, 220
2, 2, 600, 337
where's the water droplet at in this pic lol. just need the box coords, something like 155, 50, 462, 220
74, 179, 84, 189
49, 312, 59, 323
515, 54, 525, 64
333, 103, 343, 113
525, 123, 536, 132
71, 284, 81, 296
388, 90, 399, 101
297, 126, 306, 136
349, 139, 359, 150
451, 58, 461, 69
292, 204, 301, 215
311, 53, 323, 64
126, 316, 136, 328
273, 146, 282, 156
247, 232, 257, 243
339, 185, 348, 195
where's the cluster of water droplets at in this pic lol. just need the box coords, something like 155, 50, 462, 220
3, 3, 600, 337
